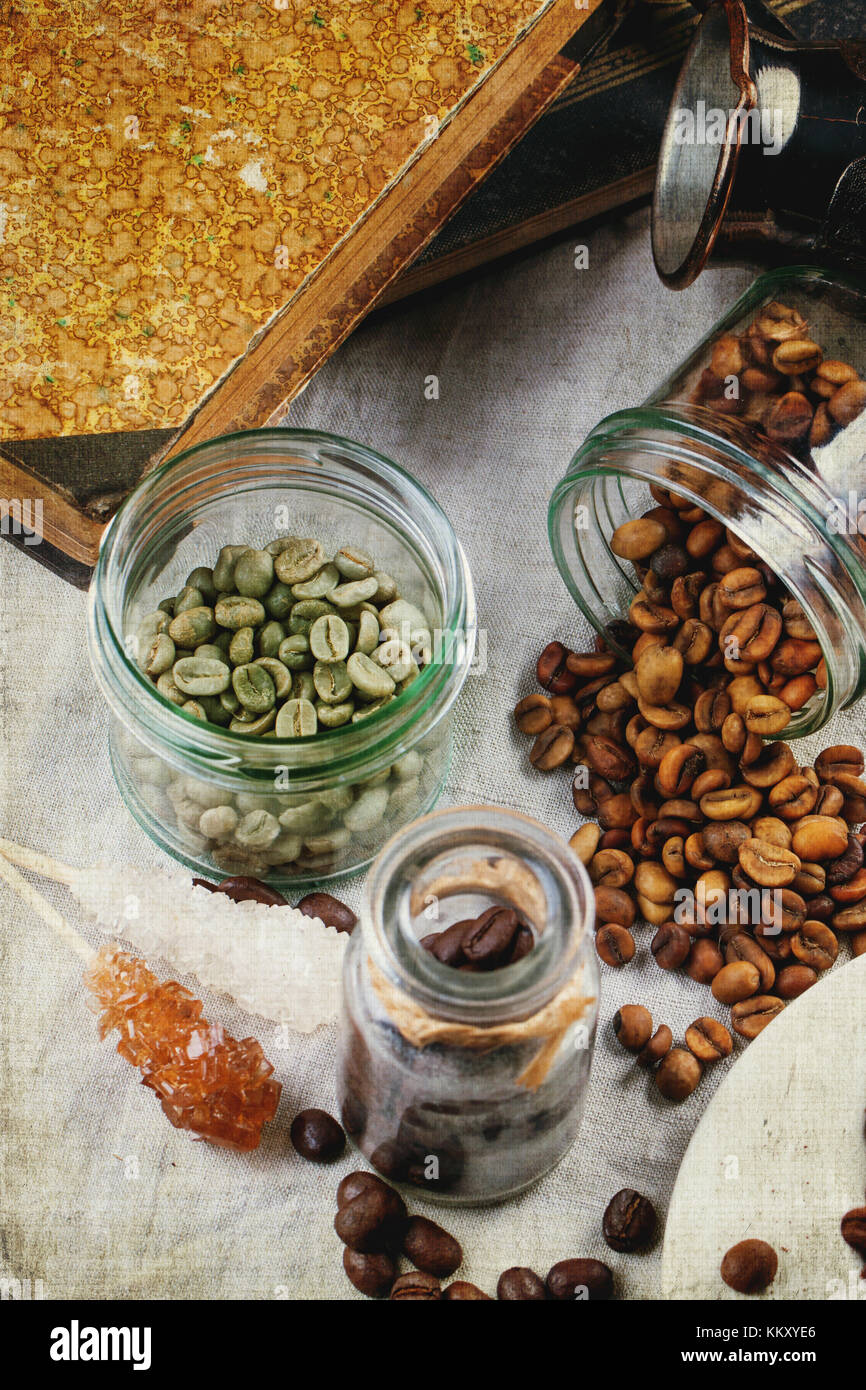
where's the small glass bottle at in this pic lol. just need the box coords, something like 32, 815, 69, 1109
549, 267, 866, 738
337, 805, 599, 1206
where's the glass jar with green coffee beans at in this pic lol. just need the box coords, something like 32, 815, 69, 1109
87, 429, 476, 886
548, 267, 866, 739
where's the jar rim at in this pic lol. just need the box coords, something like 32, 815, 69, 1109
88, 427, 476, 784
360, 804, 597, 1027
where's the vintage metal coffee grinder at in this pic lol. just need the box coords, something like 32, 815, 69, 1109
652, 0, 866, 286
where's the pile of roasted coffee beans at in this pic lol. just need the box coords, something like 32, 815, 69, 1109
193, 876, 358, 932
688, 298, 866, 459
513, 503, 866, 1051
420, 906, 534, 971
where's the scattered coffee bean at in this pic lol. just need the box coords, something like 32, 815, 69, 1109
390, 1272, 442, 1301
656, 1047, 703, 1100
730, 995, 785, 1039
497, 1266, 549, 1300
596, 923, 636, 967
402, 1217, 462, 1278
343, 1247, 396, 1298
296, 891, 357, 934
196, 875, 289, 906
720, 1239, 778, 1293
334, 1184, 408, 1253
547, 1258, 614, 1301
840, 1207, 866, 1257
637, 1024, 673, 1069
290, 1108, 345, 1162
443, 1282, 492, 1300
336, 1170, 394, 1209
613, 1004, 653, 1052
685, 1017, 733, 1062
602, 1189, 657, 1252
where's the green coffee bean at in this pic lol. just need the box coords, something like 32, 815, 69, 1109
200, 695, 232, 727
291, 563, 340, 599
316, 701, 354, 728
234, 548, 274, 598
158, 596, 176, 615
258, 620, 285, 658
235, 810, 280, 849
156, 672, 185, 705
372, 572, 398, 604
220, 686, 240, 714
229, 709, 276, 735
263, 582, 294, 620
309, 613, 350, 662
329, 576, 379, 608
304, 827, 352, 855
173, 656, 232, 697
398, 661, 421, 692
360, 767, 391, 788
334, 544, 374, 580
236, 792, 281, 814
355, 609, 380, 655
272, 537, 326, 583
182, 699, 207, 720
278, 634, 313, 670
351, 697, 390, 722
263, 831, 303, 864
194, 643, 226, 663
278, 798, 331, 833
143, 632, 175, 677
138, 610, 170, 644
318, 787, 354, 814
213, 544, 248, 592
186, 566, 217, 604
344, 786, 390, 831
287, 599, 336, 636
313, 660, 353, 705
232, 663, 276, 713
174, 585, 204, 615
228, 625, 255, 666
212, 629, 232, 655
389, 779, 421, 818
253, 657, 292, 700
199, 805, 238, 840
275, 698, 318, 738
168, 606, 216, 647
290, 671, 316, 702
347, 651, 396, 699
393, 750, 423, 781
373, 638, 414, 682
215, 595, 266, 630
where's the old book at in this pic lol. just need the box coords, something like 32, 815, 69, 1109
0, 0, 621, 582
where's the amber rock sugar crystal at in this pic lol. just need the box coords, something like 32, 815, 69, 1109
84, 944, 281, 1151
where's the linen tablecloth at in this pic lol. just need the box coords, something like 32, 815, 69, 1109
1, 207, 858, 1299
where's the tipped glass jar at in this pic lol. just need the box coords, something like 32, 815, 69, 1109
87, 430, 476, 886
549, 267, 866, 738
337, 806, 599, 1205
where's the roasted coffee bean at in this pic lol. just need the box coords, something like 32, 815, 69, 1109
402, 1217, 462, 1278
657, 743, 706, 797
596, 924, 636, 968
602, 1189, 657, 1251
656, 1047, 703, 1101
731, 995, 785, 1039
290, 1108, 345, 1162
205, 875, 289, 906
791, 920, 838, 971
721, 1240, 778, 1294
514, 693, 553, 735
711, 961, 760, 1004
744, 695, 791, 736
738, 837, 800, 888
719, 567, 767, 609
426, 919, 473, 966
462, 907, 519, 968
775, 963, 817, 999
549, 694, 582, 729
537, 642, 577, 694
852, 929, 866, 956
530, 724, 575, 770
702, 820, 750, 865
613, 1004, 653, 1052
570, 821, 602, 864
700, 785, 763, 821
343, 1247, 396, 1298
598, 793, 640, 832
296, 891, 357, 933
635, 645, 683, 705
815, 745, 864, 782
686, 938, 724, 984
685, 1017, 733, 1063
652, 921, 691, 970
826, 834, 864, 886
589, 848, 634, 888
595, 885, 636, 929
497, 1267, 548, 1300
583, 734, 636, 781
636, 1024, 673, 1069
831, 867, 866, 905
509, 924, 535, 964
792, 816, 849, 861
832, 899, 866, 931
547, 1258, 614, 1301
390, 1272, 442, 1301
611, 518, 669, 560
443, 1282, 492, 1300
725, 934, 776, 991
336, 1171, 395, 1210
792, 861, 825, 896
721, 603, 783, 663
334, 1184, 408, 1253
768, 774, 818, 821
840, 1208, 866, 1256
739, 741, 796, 789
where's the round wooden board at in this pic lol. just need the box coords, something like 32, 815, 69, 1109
662, 954, 866, 1300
